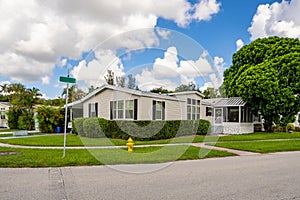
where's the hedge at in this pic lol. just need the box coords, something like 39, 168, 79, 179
73, 118, 210, 140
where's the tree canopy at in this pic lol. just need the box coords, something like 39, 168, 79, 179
223, 36, 300, 132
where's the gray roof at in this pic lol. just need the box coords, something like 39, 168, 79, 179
202, 97, 246, 107
68, 84, 192, 108
168, 90, 205, 98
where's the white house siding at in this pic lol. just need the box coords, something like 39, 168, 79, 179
83, 89, 139, 119
223, 123, 254, 134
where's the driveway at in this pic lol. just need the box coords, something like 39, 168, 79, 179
1, 151, 300, 200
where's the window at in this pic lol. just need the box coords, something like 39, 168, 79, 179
206, 107, 213, 116
111, 99, 137, 120
227, 107, 239, 122
153, 100, 165, 120
187, 98, 200, 120
1, 108, 5, 119
88, 103, 98, 118
125, 100, 134, 119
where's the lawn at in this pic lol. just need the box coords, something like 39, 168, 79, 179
0, 134, 208, 147
218, 132, 300, 141
0, 146, 236, 167
216, 140, 300, 153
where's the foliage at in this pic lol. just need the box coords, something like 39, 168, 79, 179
73, 118, 210, 140
61, 85, 86, 103
116, 76, 125, 87
17, 110, 34, 130
150, 87, 173, 94
223, 37, 300, 132
286, 123, 295, 132
126, 74, 136, 89
36, 106, 64, 133
175, 82, 196, 92
7, 108, 22, 129
105, 70, 115, 85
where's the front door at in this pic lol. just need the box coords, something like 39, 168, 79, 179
215, 108, 223, 124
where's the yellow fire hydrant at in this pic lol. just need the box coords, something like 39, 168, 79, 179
126, 137, 134, 152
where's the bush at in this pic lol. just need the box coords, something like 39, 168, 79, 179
18, 111, 34, 130
73, 118, 211, 140
286, 123, 295, 132
196, 119, 210, 135
36, 106, 64, 133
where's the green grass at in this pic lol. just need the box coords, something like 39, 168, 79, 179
218, 132, 300, 141
0, 129, 17, 132
216, 140, 300, 153
0, 146, 236, 167
0, 134, 208, 147
0, 134, 13, 137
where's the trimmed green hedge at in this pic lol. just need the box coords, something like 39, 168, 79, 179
73, 118, 210, 140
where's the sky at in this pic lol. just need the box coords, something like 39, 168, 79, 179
0, 0, 299, 99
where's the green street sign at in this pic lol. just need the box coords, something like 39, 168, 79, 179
60, 76, 76, 83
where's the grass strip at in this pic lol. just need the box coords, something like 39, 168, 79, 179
0, 146, 236, 167
216, 140, 300, 153
218, 132, 300, 141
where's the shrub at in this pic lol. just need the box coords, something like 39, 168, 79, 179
73, 118, 85, 135
83, 118, 105, 138
36, 106, 64, 133
286, 123, 295, 132
73, 118, 210, 140
196, 119, 210, 135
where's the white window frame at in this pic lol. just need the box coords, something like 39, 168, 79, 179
187, 98, 200, 120
0, 108, 5, 120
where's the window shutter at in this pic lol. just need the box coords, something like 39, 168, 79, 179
134, 99, 138, 120
88, 103, 91, 118
110, 101, 113, 120
152, 100, 156, 120
162, 101, 165, 120
95, 103, 98, 117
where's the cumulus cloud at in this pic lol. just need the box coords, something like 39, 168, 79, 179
249, 0, 300, 40
41, 76, 50, 85
236, 39, 244, 51
135, 46, 221, 91
71, 49, 124, 87
193, 0, 221, 21
0, 0, 221, 85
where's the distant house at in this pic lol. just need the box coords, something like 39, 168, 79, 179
0, 102, 10, 128
68, 84, 204, 121
202, 97, 257, 134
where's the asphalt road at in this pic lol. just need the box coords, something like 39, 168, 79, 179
1, 152, 300, 200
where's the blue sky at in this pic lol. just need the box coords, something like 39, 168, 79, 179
0, 0, 298, 99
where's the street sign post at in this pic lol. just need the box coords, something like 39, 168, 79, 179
60, 74, 76, 158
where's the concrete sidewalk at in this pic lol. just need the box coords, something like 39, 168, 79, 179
0, 141, 259, 156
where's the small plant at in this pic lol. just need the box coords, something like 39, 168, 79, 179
286, 123, 295, 133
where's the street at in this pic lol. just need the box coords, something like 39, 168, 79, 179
1, 152, 300, 200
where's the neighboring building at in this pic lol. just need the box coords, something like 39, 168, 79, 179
202, 97, 258, 134
0, 102, 10, 128
68, 84, 204, 121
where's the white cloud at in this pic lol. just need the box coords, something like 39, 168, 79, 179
249, 0, 300, 40
41, 76, 50, 85
0, 0, 221, 85
153, 47, 179, 78
135, 68, 178, 91
193, 0, 221, 21
236, 39, 244, 51
71, 49, 125, 87
135, 46, 219, 91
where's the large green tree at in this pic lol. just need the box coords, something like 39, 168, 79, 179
223, 37, 300, 132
